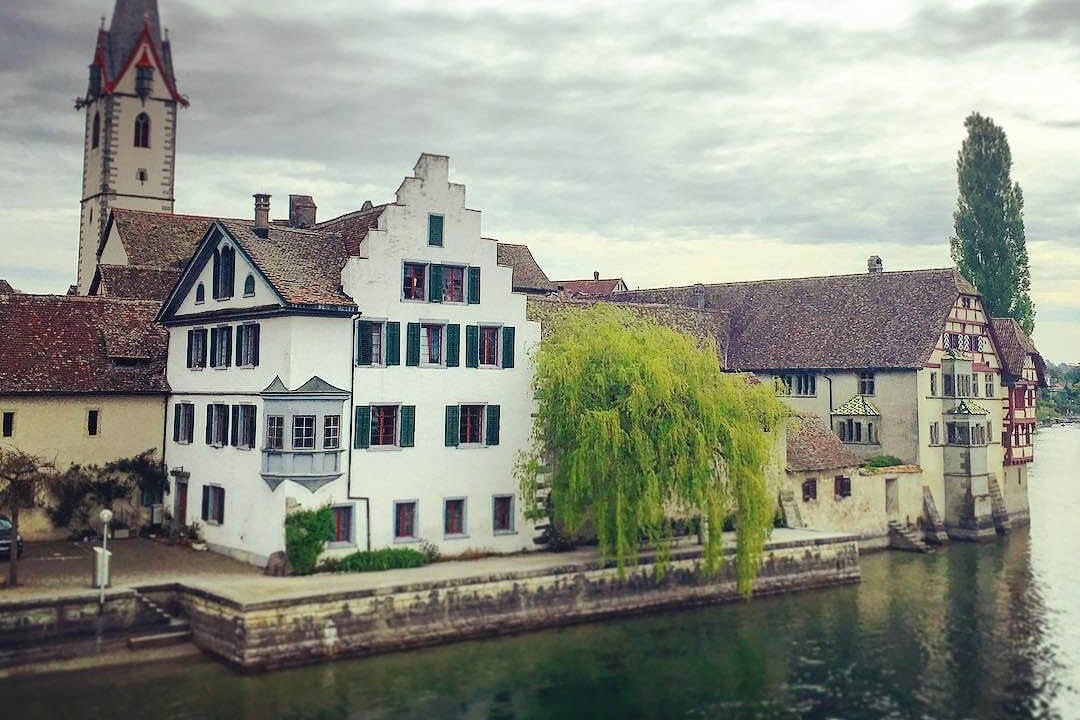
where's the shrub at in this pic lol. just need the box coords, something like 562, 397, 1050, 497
320, 548, 429, 573
865, 455, 904, 468
284, 506, 334, 575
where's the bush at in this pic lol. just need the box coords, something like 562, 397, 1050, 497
284, 506, 334, 575
865, 455, 904, 468
320, 548, 429, 573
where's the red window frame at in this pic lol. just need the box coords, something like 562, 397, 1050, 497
371, 405, 398, 446
445, 499, 464, 535
493, 496, 513, 532
395, 502, 416, 539
443, 266, 465, 302
479, 326, 499, 366
333, 506, 352, 543
459, 405, 483, 444
423, 324, 443, 364
403, 263, 426, 300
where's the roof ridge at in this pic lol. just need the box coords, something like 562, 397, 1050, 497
528, 295, 730, 316
315, 204, 390, 228
615, 267, 961, 294
7, 293, 161, 305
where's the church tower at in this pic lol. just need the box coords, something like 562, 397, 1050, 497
75, 0, 187, 294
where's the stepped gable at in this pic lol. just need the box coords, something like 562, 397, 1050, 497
0, 294, 167, 394
787, 413, 862, 473
91, 264, 181, 301
316, 203, 388, 256
101, 209, 217, 268
990, 317, 1047, 384
496, 242, 558, 293
606, 268, 977, 371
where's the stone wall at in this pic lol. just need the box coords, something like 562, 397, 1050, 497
180, 533, 860, 672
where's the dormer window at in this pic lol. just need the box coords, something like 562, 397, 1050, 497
136, 66, 154, 98
243, 274, 255, 297
134, 113, 150, 148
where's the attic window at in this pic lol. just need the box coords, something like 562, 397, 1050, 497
195, 283, 205, 304
244, 274, 255, 297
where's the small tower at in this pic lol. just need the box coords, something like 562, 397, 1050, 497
75, 0, 188, 294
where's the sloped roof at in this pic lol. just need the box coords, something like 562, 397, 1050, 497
106, 0, 176, 89
607, 268, 977, 371
93, 264, 181, 301
0, 295, 167, 394
496, 243, 557, 293
832, 395, 881, 416
218, 221, 355, 309
990, 317, 1047, 386
0, 280, 15, 294
946, 399, 990, 416
556, 278, 626, 295
315, 204, 388, 256
105, 209, 215, 268
787, 413, 862, 473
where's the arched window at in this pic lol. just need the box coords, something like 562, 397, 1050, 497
243, 274, 255, 297
195, 283, 205, 304
213, 246, 235, 299
91, 112, 100, 149
134, 113, 150, 148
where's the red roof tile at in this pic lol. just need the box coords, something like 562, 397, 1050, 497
555, 278, 626, 295
316, 204, 388, 256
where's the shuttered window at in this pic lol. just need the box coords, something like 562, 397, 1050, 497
501, 327, 515, 369
445, 406, 459, 447
370, 406, 398, 447
479, 326, 499, 366
187, 329, 207, 369
353, 406, 370, 449
403, 263, 426, 300
446, 324, 461, 367
465, 325, 479, 368
235, 324, 260, 367
468, 267, 480, 304
356, 321, 384, 366
353, 406, 413, 450
429, 264, 444, 303
201, 486, 225, 524
428, 214, 444, 247
406, 323, 421, 367
173, 403, 195, 444
385, 322, 401, 365
485, 405, 501, 446
399, 405, 415, 447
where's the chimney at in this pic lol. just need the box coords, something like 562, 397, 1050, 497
288, 194, 317, 229
593, 270, 600, 281
867, 255, 883, 274
253, 193, 271, 238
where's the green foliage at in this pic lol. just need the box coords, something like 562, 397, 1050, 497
319, 547, 429, 573
865, 455, 905, 468
950, 112, 1035, 333
284, 506, 335, 575
517, 304, 789, 594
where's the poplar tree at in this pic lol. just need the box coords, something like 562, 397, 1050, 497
950, 112, 1035, 333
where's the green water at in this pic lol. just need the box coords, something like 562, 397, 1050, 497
5, 426, 1079, 719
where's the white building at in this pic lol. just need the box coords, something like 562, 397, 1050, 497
158, 155, 539, 565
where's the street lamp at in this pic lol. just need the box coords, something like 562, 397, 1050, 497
97, 508, 113, 606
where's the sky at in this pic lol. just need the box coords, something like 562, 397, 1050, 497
1, 0, 1077, 361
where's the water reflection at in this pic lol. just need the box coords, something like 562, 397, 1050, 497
5, 426, 1079, 720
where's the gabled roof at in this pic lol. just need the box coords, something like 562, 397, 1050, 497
832, 395, 881, 416
946, 399, 990, 416
0, 280, 15, 294
787, 413, 862, 472
496, 243, 557, 293
101, 209, 215, 269
990, 317, 1047, 386
0, 295, 167, 394
262, 376, 348, 395
607, 268, 977, 371
315, 204, 388, 256
556, 278, 626, 295
91, 264, 181, 301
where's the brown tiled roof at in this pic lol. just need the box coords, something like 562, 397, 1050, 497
315, 204, 388, 256
786, 413, 862, 472
526, 296, 731, 364
93, 264, 181, 302
218, 221, 355, 309
989, 317, 1047, 386
0, 294, 167, 394
0, 280, 14, 294
607, 269, 977, 371
105, 209, 216, 268
497, 243, 557, 293
556, 278, 626, 295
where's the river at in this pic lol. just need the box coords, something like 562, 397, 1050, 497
5, 425, 1079, 719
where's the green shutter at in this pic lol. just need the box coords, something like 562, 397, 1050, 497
485, 405, 500, 446
406, 322, 421, 366
465, 325, 479, 368
428, 215, 444, 247
501, 326, 515, 368
354, 406, 370, 449
385, 322, 400, 365
357, 322, 372, 365
446, 324, 461, 367
400, 406, 415, 447
445, 406, 459, 447
468, 267, 480, 304
429, 264, 443, 303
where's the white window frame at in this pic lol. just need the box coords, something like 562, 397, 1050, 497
265, 415, 284, 450
323, 414, 341, 450
292, 415, 316, 450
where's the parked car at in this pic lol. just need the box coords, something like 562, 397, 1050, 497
0, 514, 24, 559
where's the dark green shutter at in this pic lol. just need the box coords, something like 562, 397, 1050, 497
235, 327, 243, 365
501, 326, 515, 368
406, 323, 421, 366
386, 322, 400, 365
429, 215, 444, 246
400, 406, 415, 447
357, 322, 372, 365
429, 264, 443, 303
465, 325, 479, 368
252, 325, 260, 367
445, 406, 459, 447
186, 331, 193, 368
218, 488, 225, 525
199, 330, 207, 367
354, 406, 370, 449
468, 267, 480, 304
173, 404, 181, 442
201, 486, 209, 521
205, 405, 213, 444
486, 405, 500, 446
446, 324, 460, 367
230, 405, 239, 446
209, 328, 218, 368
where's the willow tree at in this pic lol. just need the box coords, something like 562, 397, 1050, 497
518, 304, 788, 594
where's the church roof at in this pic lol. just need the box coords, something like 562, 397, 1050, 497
497, 243, 558, 293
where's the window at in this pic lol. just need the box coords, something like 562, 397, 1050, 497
866, 422, 875, 444
202, 485, 225, 525
858, 372, 875, 396
236, 324, 260, 367
207, 403, 229, 447
134, 112, 150, 148
802, 479, 817, 502
834, 476, 851, 499
86, 409, 100, 436
371, 406, 398, 447
237, 405, 256, 449
136, 168, 148, 184
956, 374, 971, 398
946, 422, 970, 446
292, 416, 316, 449
479, 326, 499, 366
356, 321, 385, 366
428, 214, 444, 247
962, 297, 971, 309
930, 372, 937, 396
459, 405, 484, 445
323, 415, 340, 449
837, 418, 862, 443
444, 498, 466, 536
266, 415, 284, 450
442, 265, 465, 303
210, 326, 232, 368
929, 422, 940, 445
972, 373, 979, 397
331, 506, 353, 544
421, 323, 443, 364
2, 411, 13, 438
174, 403, 195, 444
779, 373, 816, 396
394, 501, 417, 540
195, 283, 205, 304
135, 66, 154, 98
213, 246, 235, 300
403, 263, 426, 300
493, 495, 514, 533
91, 112, 100, 149
944, 373, 955, 397
187, 329, 207, 369
970, 335, 982, 353
243, 274, 255, 297
985, 375, 994, 398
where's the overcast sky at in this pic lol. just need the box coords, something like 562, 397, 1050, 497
2, 0, 1077, 360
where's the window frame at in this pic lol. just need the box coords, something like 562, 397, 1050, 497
858, 371, 875, 396
493, 495, 515, 534
134, 111, 151, 148
802, 479, 817, 503
328, 504, 355, 548
428, 214, 444, 247
323, 414, 341, 450
0, 411, 11, 438
370, 405, 400, 448
458, 404, 485, 446
834, 475, 852, 500
393, 500, 419, 543
236, 323, 259, 368
478, 325, 500, 368
188, 328, 207, 370
176, 403, 195, 445
265, 415, 285, 450
292, 415, 316, 450
86, 408, 101, 437
238, 404, 257, 450
443, 497, 467, 538
243, 274, 256, 297
205, 485, 225, 525
420, 322, 446, 366
210, 325, 231, 369
440, 264, 466, 304
195, 283, 205, 305
210, 403, 229, 447
403, 262, 428, 301
356, 319, 386, 367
